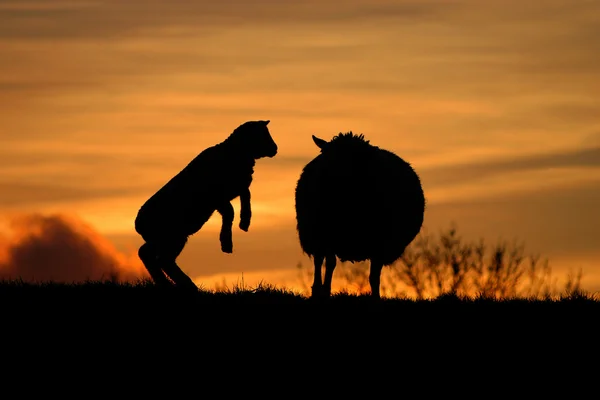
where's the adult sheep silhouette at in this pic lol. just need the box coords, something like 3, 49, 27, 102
135, 120, 278, 290
295, 132, 425, 299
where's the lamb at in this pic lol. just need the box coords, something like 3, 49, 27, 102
134, 120, 278, 290
294, 132, 425, 299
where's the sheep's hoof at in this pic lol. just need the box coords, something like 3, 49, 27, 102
369, 293, 382, 300
310, 287, 330, 300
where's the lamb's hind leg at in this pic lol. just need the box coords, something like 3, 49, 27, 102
139, 242, 172, 287
158, 236, 198, 292
311, 254, 324, 299
322, 255, 337, 297
369, 259, 384, 299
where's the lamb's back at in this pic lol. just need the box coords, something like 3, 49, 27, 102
135, 144, 255, 236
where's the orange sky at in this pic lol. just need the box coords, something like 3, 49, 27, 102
1, 0, 599, 294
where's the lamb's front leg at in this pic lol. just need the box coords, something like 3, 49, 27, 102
239, 188, 251, 232
216, 202, 234, 253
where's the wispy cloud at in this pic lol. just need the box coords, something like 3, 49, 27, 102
425, 181, 600, 258
0, 181, 146, 208
420, 146, 600, 188
0, 0, 454, 39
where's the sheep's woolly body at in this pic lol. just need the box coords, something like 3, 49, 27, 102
295, 131, 425, 297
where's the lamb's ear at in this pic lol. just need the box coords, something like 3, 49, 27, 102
263, 120, 270, 126
312, 135, 328, 150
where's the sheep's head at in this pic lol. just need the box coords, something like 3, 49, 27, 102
231, 120, 278, 159
312, 132, 371, 153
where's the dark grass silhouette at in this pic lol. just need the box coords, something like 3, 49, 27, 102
2, 279, 594, 384
2, 278, 597, 307
2, 270, 598, 358
135, 120, 277, 291
295, 132, 425, 299
2, 279, 597, 327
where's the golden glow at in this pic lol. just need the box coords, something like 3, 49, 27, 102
1, 0, 599, 292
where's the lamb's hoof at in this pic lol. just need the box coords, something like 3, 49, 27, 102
152, 277, 174, 289
181, 282, 199, 293
239, 216, 250, 232
221, 242, 233, 254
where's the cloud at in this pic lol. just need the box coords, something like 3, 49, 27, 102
419, 146, 600, 188
0, 149, 181, 209
0, 0, 454, 40
0, 181, 149, 208
422, 180, 600, 258
1, 0, 598, 118
583, 132, 600, 147
0, 213, 147, 283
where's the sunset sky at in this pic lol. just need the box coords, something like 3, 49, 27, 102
1, 0, 599, 295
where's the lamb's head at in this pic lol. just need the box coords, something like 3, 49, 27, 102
231, 120, 278, 159
312, 131, 372, 154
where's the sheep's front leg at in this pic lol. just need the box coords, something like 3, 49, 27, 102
369, 260, 383, 299
311, 254, 324, 299
322, 255, 337, 297
239, 188, 251, 232
216, 202, 234, 253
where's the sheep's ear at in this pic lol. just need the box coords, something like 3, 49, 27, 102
263, 120, 270, 126
312, 135, 328, 149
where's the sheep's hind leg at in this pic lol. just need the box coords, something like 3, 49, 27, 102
158, 237, 198, 292
322, 255, 337, 297
311, 254, 324, 299
138, 242, 172, 288
369, 259, 383, 299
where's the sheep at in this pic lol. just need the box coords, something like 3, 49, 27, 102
134, 120, 278, 290
294, 132, 425, 299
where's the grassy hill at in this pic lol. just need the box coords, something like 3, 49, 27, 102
1, 278, 596, 373
2, 278, 597, 322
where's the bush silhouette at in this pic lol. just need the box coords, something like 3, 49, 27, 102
297, 223, 583, 300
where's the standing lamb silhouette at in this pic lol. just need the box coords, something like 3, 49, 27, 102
135, 120, 278, 290
295, 132, 425, 299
